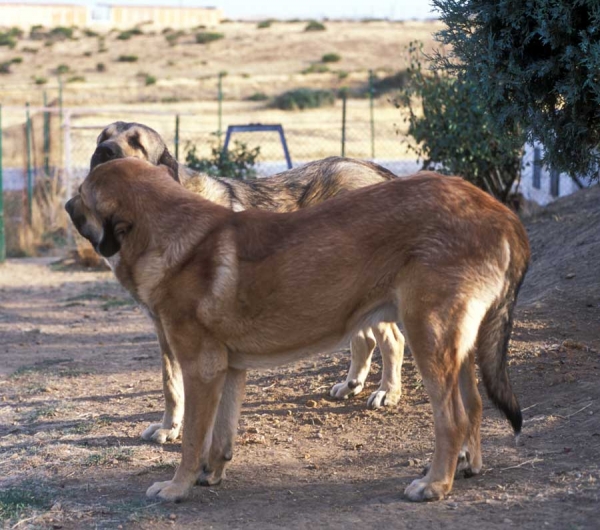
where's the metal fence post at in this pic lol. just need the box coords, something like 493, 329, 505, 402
43, 91, 50, 175
0, 104, 5, 263
174, 114, 180, 160
63, 109, 73, 245
369, 70, 375, 159
217, 72, 224, 147
341, 90, 347, 157
25, 102, 33, 225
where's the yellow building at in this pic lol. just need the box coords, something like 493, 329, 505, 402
0, 4, 88, 28
0, 3, 223, 30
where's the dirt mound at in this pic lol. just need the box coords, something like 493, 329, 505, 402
519, 183, 600, 346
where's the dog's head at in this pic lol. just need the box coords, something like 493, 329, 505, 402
90, 121, 180, 182
66, 159, 179, 258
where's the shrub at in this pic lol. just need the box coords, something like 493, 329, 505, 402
186, 141, 260, 180
117, 28, 143, 40
0, 33, 17, 49
304, 20, 326, 32
56, 64, 70, 75
273, 88, 335, 110
165, 30, 184, 46
96, 62, 106, 72
34, 76, 48, 85
67, 75, 85, 83
118, 54, 138, 62
144, 74, 157, 86
302, 63, 329, 74
11, 57, 23, 64
337, 70, 349, 80
22, 47, 39, 53
83, 51, 92, 57
49, 26, 74, 40
195, 31, 224, 44
322, 53, 341, 63
83, 29, 98, 37
247, 91, 269, 101
257, 19, 274, 29
0, 62, 11, 74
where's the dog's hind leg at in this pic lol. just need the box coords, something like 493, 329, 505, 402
141, 319, 184, 444
456, 353, 483, 478
367, 322, 404, 409
402, 306, 469, 502
197, 367, 246, 487
330, 328, 376, 400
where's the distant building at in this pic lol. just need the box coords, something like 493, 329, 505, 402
0, 3, 223, 30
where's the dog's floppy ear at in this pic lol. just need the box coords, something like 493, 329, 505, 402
97, 218, 121, 258
158, 147, 180, 183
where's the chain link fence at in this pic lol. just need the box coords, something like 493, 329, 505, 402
1, 101, 421, 256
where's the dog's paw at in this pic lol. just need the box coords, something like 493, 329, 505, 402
141, 423, 181, 444
146, 480, 190, 502
367, 388, 401, 409
330, 379, 364, 400
196, 467, 225, 487
404, 477, 448, 502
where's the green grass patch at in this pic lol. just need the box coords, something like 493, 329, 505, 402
302, 63, 330, 74
11, 358, 74, 379
101, 297, 135, 310
322, 52, 341, 63
247, 91, 269, 102
118, 54, 138, 62
304, 20, 326, 32
0, 486, 50, 524
84, 447, 135, 467
195, 31, 224, 44
273, 88, 335, 110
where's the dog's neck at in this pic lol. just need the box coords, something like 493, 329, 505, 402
115, 193, 230, 310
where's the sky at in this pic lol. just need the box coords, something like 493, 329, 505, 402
3, 0, 439, 21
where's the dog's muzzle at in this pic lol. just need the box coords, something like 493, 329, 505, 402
90, 141, 123, 169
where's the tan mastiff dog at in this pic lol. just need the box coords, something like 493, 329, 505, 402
66, 158, 529, 503
91, 121, 405, 447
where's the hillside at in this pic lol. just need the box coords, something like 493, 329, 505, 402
0, 20, 443, 105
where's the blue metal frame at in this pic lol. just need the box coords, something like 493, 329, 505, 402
222, 124, 292, 170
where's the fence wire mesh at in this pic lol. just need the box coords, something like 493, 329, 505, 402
1, 101, 422, 255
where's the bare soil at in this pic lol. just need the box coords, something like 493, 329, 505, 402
1, 185, 599, 529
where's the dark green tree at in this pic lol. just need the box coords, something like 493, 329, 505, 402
433, 0, 600, 180
397, 43, 523, 201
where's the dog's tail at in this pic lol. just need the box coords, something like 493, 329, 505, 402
475, 243, 529, 437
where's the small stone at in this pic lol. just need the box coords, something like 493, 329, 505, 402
306, 400, 318, 408
169, 513, 177, 520
247, 427, 259, 434
565, 272, 576, 279
503, 518, 513, 524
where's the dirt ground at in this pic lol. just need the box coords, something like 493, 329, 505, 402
1, 184, 599, 529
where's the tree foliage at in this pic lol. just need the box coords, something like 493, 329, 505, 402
433, 0, 600, 180
396, 43, 523, 201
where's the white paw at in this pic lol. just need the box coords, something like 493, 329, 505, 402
330, 379, 364, 400
146, 480, 191, 502
141, 423, 181, 444
404, 477, 447, 502
367, 388, 401, 409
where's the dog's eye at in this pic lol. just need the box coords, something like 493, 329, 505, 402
114, 222, 131, 237
127, 135, 142, 149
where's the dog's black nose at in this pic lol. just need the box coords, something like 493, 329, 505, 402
90, 141, 122, 169
65, 198, 74, 217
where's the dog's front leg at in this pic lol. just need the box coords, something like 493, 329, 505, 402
141, 318, 184, 444
147, 357, 227, 503
197, 367, 247, 486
